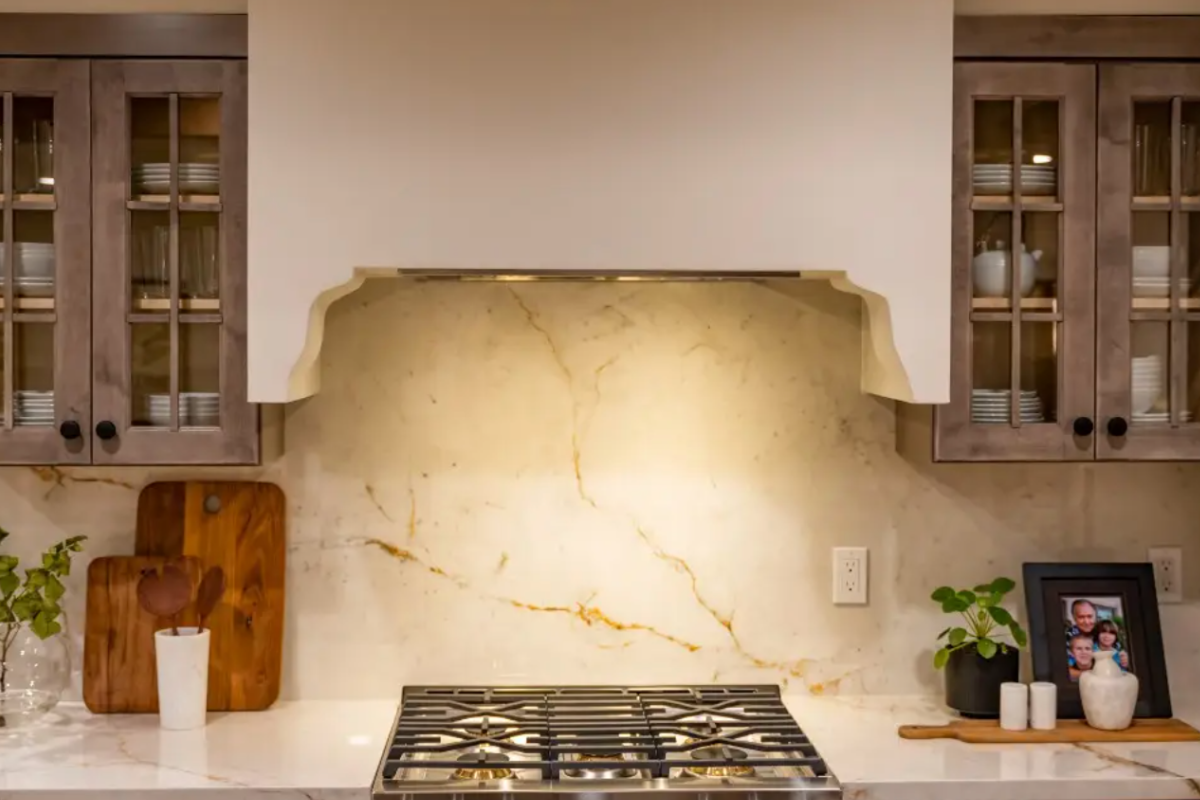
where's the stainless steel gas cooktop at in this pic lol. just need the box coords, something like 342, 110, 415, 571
372, 685, 840, 799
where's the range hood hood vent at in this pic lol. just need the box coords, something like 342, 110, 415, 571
247, 0, 954, 406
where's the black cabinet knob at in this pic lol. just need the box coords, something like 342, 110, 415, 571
1072, 417, 1094, 437
1107, 417, 1129, 437
95, 420, 118, 441
59, 420, 82, 441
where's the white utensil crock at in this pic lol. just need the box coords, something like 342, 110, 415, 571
1079, 650, 1138, 731
154, 627, 210, 730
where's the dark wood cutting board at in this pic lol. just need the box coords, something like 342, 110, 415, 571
83, 555, 201, 713
136, 480, 286, 711
899, 718, 1200, 743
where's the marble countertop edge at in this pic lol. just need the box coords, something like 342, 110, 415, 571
4, 696, 1200, 799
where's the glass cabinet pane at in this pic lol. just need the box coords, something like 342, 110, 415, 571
180, 97, 220, 196
1024, 211, 1059, 303
971, 322, 1011, 424
131, 210, 169, 303
13, 323, 53, 427
1189, 322, 1200, 420
1132, 322, 1172, 425
1133, 212, 1175, 307
131, 96, 169, 195
13, 210, 53, 299
131, 323, 170, 427
1022, 100, 1060, 200
1020, 322, 1055, 423
180, 324, 219, 427
180, 212, 219, 302
13, 97, 53, 197
972, 211, 1014, 302
1134, 101, 1172, 199
1184, 102, 1200, 198
973, 100, 1013, 198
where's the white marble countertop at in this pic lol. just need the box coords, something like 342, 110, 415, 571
784, 693, 1200, 800
0, 700, 398, 799
4, 695, 1200, 799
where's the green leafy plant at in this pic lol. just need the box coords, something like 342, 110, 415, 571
0, 529, 86, 688
932, 577, 1028, 669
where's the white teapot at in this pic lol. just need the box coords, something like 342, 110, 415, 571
1080, 651, 1139, 730
972, 241, 1043, 298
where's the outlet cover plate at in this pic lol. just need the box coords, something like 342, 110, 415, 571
833, 546, 868, 605
1149, 547, 1184, 604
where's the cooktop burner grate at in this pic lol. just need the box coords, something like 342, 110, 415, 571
381, 685, 829, 781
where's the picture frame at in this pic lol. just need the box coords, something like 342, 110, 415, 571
1023, 563, 1171, 719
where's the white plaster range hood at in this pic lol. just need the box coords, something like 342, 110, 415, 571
247, 0, 954, 404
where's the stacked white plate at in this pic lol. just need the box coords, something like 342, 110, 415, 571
971, 389, 1046, 423
1133, 246, 1170, 279
1133, 410, 1195, 424
973, 163, 1057, 196
142, 392, 219, 427
0, 242, 55, 279
133, 162, 219, 194
1133, 277, 1192, 298
13, 389, 53, 427
1132, 355, 1165, 415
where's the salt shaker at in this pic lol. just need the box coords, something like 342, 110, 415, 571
1030, 682, 1057, 730
1000, 682, 1029, 731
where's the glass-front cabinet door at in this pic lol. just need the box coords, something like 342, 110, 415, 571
1097, 65, 1200, 459
936, 63, 1097, 461
0, 61, 89, 465
92, 61, 255, 464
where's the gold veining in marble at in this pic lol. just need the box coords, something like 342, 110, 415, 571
365, 483, 394, 522
506, 598, 702, 652
29, 466, 136, 498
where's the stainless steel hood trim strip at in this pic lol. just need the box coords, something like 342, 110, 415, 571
399, 269, 803, 282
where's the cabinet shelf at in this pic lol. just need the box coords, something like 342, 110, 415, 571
1131, 297, 1200, 310
972, 297, 1058, 310
128, 195, 221, 212
0, 297, 54, 310
1131, 196, 1200, 211
972, 196, 1063, 211
0, 194, 57, 210
132, 298, 221, 312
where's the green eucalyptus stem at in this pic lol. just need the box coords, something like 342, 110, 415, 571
0, 621, 15, 691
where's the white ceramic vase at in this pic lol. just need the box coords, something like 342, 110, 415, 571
1079, 650, 1138, 731
154, 627, 210, 730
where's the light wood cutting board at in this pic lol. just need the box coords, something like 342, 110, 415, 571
899, 718, 1200, 743
136, 480, 286, 712
83, 555, 201, 713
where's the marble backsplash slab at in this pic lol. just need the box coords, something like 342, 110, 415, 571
2, 279, 1200, 700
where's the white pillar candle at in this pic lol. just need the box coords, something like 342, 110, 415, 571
1030, 682, 1057, 730
1000, 682, 1029, 731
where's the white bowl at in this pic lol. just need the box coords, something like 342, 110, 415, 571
1132, 385, 1163, 415
1133, 246, 1170, 278
972, 249, 1039, 297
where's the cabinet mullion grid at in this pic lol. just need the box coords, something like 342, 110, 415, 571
1170, 96, 1186, 427
168, 92, 180, 432
1010, 97, 1024, 427
2, 91, 13, 432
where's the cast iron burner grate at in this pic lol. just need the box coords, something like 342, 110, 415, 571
382, 685, 828, 781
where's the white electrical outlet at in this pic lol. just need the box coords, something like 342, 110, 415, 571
833, 547, 869, 605
1149, 547, 1184, 604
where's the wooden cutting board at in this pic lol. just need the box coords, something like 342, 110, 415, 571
83, 555, 201, 713
136, 480, 286, 712
899, 718, 1200, 743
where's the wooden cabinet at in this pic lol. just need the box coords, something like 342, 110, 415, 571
937, 61, 1200, 462
0, 58, 255, 466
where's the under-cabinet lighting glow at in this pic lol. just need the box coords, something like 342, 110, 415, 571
1031, 154, 1053, 165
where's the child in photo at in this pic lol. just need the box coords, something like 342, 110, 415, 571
1094, 619, 1130, 671
1068, 634, 1095, 681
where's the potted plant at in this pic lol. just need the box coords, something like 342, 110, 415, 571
932, 577, 1028, 718
138, 562, 225, 730
0, 530, 86, 728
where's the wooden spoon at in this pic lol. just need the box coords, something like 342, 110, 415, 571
195, 566, 226, 631
137, 564, 192, 635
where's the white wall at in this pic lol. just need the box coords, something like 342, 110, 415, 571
247, 0, 954, 405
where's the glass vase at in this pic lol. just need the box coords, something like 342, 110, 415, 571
0, 621, 68, 728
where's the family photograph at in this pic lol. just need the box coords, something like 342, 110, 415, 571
1064, 596, 1132, 682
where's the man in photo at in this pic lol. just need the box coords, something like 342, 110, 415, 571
1067, 599, 1097, 639
1068, 634, 1095, 682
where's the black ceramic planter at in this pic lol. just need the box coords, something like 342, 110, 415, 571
944, 645, 1020, 718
